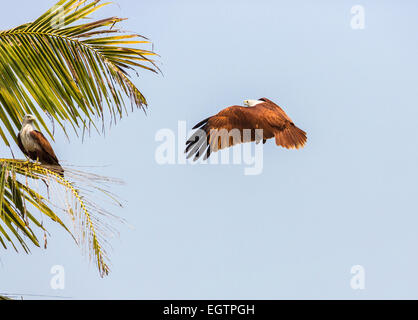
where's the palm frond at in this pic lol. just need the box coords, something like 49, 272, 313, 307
0, 0, 159, 146
0, 159, 124, 277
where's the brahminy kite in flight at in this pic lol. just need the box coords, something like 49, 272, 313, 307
17, 115, 64, 176
185, 98, 307, 160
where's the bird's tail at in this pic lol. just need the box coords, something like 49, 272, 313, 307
275, 125, 307, 149
44, 163, 65, 177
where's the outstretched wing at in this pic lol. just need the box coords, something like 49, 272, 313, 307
30, 130, 59, 165
186, 100, 307, 161
185, 105, 282, 161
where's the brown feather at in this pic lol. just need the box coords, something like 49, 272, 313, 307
30, 131, 59, 164
29, 131, 64, 176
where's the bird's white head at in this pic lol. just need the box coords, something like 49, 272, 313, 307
22, 114, 36, 125
243, 99, 264, 107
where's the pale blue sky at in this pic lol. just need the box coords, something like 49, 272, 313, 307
1, 0, 418, 299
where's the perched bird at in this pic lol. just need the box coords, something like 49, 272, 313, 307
185, 98, 307, 160
17, 115, 64, 176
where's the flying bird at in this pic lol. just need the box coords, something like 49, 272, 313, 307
185, 98, 307, 161
17, 115, 64, 176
